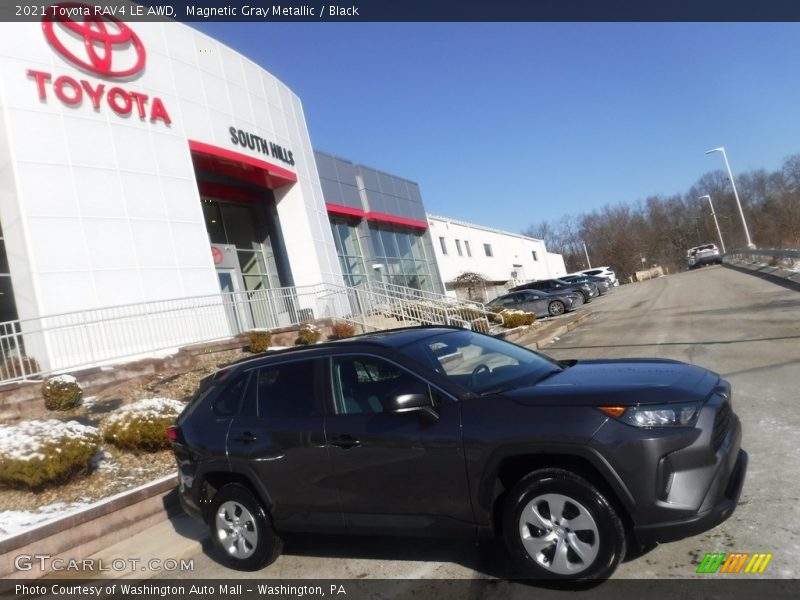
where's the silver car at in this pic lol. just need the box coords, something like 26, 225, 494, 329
488, 289, 582, 318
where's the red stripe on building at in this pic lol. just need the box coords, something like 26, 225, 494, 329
366, 211, 428, 230
197, 180, 265, 204
188, 140, 297, 190
325, 203, 366, 218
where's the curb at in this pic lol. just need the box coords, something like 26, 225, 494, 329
531, 310, 595, 349
0, 475, 178, 579
493, 310, 594, 349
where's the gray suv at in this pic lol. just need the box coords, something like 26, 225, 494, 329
169, 327, 746, 581
688, 243, 723, 269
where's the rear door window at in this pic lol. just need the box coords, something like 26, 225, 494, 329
212, 372, 251, 417
256, 360, 320, 418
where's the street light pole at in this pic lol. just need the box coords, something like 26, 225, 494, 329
582, 242, 592, 269
705, 147, 755, 248
699, 194, 726, 254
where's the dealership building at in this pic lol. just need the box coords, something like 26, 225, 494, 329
428, 216, 566, 300
0, 9, 560, 375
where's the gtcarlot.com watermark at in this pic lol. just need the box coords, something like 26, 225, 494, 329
14, 554, 194, 573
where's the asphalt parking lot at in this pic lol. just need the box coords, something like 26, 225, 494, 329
158, 265, 800, 582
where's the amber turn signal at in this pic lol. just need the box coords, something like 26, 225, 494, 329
597, 406, 627, 418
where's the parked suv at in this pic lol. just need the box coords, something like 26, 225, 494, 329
576, 267, 618, 286
688, 244, 723, 269
169, 327, 747, 580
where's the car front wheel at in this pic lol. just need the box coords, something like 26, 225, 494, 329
209, 483, 283, 571
503, 469, 626, 580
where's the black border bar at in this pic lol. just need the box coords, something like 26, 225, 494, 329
6, 0, 800, 22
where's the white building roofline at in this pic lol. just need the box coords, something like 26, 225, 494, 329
426, 214, 544, 243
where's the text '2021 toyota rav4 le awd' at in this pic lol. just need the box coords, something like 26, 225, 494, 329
169, 327, 746, 580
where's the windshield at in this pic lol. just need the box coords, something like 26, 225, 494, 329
398, 330, 562, 394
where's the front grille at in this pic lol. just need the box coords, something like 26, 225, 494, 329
711, 401, 732, 452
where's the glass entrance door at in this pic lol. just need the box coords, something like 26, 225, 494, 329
203, 197, 294, 329
217, 269, 243, 335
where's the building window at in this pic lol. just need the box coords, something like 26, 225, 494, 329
330, 218, 366, 287
464, 241, 472, 257
484, 243, 493, 257
371, 225, 434, 291
532, 250, 538, 261
455, 239, 463, 257
439, 237, 447, 255
0, 219, 19, 324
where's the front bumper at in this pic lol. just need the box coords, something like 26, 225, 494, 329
634, 448, 747, 545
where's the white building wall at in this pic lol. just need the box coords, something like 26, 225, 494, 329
0, 14, 343, 369
427, 215, 565, 297
546, 252, 567, 278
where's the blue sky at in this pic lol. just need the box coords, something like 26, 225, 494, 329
193, 22, 800, 232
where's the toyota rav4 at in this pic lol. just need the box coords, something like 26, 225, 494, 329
169, 326, 746, 580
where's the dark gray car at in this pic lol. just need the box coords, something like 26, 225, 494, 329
561, 274, 611, 295
488, 289, 582, 318
512, 278, 598, 303
169, 326, 746, 581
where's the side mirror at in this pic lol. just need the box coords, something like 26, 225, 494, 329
385, 393, 439, 423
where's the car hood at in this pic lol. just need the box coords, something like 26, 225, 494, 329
502, 358, 719, 407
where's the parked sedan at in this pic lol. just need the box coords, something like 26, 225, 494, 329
488, 289, 582, 317
511, 278, 598, 303
561, 274, 612, 295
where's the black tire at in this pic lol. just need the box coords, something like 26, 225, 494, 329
502, 469, 626, 581
580, 292, 591, 303
208, 483, 283, 571
548, 300, 566, 317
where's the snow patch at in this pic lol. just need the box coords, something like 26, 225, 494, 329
0, 420, 99, 462
46, 374, 80, 387
103, 398, 184, 428
0, 502, 91, 539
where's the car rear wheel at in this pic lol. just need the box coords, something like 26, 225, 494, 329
503, 469, 626, 580
209, 483, 283, 571
548, 301, 566, 317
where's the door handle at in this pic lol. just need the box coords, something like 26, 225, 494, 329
329, 435, 361, 449
233, 431, 257, 443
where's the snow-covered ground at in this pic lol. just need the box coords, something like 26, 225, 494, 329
0, 502, 92, 540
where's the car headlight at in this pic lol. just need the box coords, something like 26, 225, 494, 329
598, 402, 700, 427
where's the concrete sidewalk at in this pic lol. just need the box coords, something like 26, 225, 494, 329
44, 514, 207, 580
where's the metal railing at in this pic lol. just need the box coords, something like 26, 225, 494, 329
724, 248, 800, 260
723, 248, 800, 272
0, 280, 500, 384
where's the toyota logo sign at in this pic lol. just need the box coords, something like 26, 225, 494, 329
42, 2, 146, 78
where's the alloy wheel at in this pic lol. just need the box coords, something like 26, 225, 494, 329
518, 493, 600, 575
215, 500, 259, 559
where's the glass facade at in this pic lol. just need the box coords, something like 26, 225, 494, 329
369, 224, 433, 290
202, 198, 284, 290
0, 220, 18, 324
329, 218, 367, 287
